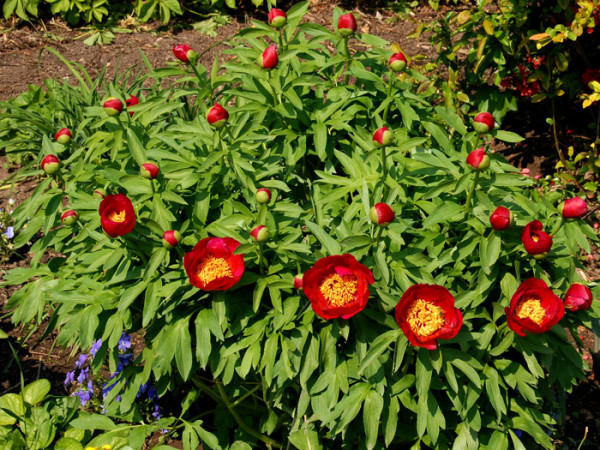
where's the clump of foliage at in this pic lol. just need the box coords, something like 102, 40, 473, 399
2, 3, 600, 449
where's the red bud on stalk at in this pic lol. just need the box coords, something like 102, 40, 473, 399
466, 147, 490, 170
41, 154, 60, 175
389, 51, 407, 72
61, 210, 78, 226
293, 274, 303, 289
162, 230, 182, 248
268, 8, 287, 29
473, 112, 495, 134
337, 13, 357, 37
140, 162, 160, 180
103, 97, 123, 117
250, 225, 270, 242
173, 44, 198, 64
489, 206, 513, 231
55, 128, 72, 144
370, 203, 395, 226
259, 45, 279, 70
256, 188, 272, 204
125, 95, 139, 117
207, 103, 228, 128
373, 126, 393, 147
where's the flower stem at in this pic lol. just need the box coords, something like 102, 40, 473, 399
550, 218, 564, 236
215, 382, 281, 448
257, 242, 266, 275
465, 171, 480, 213
343, 37, 350, 85
373, 226, 384, 247
191, 63, 213, 104
472, 133, 480, 152
381, 146, 389, 198
278, 29, 285, 52
382, 70, 394, 124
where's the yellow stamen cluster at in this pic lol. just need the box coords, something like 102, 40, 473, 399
108, 210, 126, 223
406, 299, 445, 337
196, 256, 232, 285
319, 273, 358, 307
531, 235, 540, 243
515, 298, 546, 325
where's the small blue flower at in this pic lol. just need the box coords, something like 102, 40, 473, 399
75, 354, 88, 369
87, 380, 93, 390
147, 385, 158, 401
116, 394, 122, 402
77, 367, 89, 384
117, 353, 133, 373
3, 227, 14, 239
118, 333, 132, 352
74, 389, 92, 407
64, 371, 75, 386
90, 339, 102, 357
102, 379, 119, 397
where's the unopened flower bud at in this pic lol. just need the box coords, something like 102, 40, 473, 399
207, 103, 228, 128
93, 188, 107, 199
293, 274, 303, 289
41, 154, 60, 175
61, 210, 78, 226
140, 162, 159, 180
173, 44, 198, 64
125, 95, 139, 117
256, 188, 272, 204
250, 225, 270, 242
473, 112, 495, 134
389, 51, 407, 72
103, 97, 123, 117
489, 206, 513, 231
373, 126, 393, 147
268, 8, 287, 29
466, 147, 490, 170
370, 203, 395, 226
55, 128, 72, 144
559, 197, 588, 220
162, 230, 182, 248
259, 45, 278, 70
337, 13, 357, 37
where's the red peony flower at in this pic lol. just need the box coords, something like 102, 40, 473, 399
473, 112, 495, 134
489, 206, 513, 231
55, 128, 72, 144
559, 197, 588, 219
466, 147, 490, 170
259, 45, 278, 70
207, 103, 228, 128
162, 230, 181, 249
337, 13, 357, 37
125, 95, 139, 117
41, 154, 60, 175
302, 254, 374, 320
293, 274, 303, 289
521, 220, 552, 258
389, 51, 407, 72
370, 203, 394, 226
268, 8, 287, 29
564, 283, 594, 311
184, 237, 245, 291
98, 194, 136, 237
173, 44, 197, 63
373, 126, 393, 147
505, 278, 565, 336
395, 284, 463, 350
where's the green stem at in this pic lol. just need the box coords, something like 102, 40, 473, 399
231, 384, 262, 408
215, 382, 281, 448
472, 133, 481, 152
373, 226, 384, 247
550, 218, 565, 236
150, 179, 156, 196
465, 171, 480, 213
343, 37, 350, 85
258, 242, 266, 275
123, 235, 149, 265
382, 70, 394, 124
278, 28, 285, 52
267, 71, 279, 107
381, 146, 389, 198
191, 63, 213, 104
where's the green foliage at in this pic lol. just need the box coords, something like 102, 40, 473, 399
2, 2, 600, 448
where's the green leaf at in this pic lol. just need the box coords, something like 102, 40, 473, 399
359, 330, 401, 375
363, 390, 384, 450
175, 318, 193, 381
288, 428, 322, 450
314, 123, 328, 159
23, 379, 51, 405
305, 221, 341, 255
70, 413, 116, 430
493, 130, 524, 143
127, 128, 148, 166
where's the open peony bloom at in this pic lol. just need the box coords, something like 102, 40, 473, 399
521, 220, 552, 258
99, 194, 136, 237
395, 284, 463, 350
302, 254, 374, 320
505, 278, 564, 336
184, 237, 245, 291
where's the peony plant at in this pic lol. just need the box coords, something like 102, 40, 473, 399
2, 3, 600, 449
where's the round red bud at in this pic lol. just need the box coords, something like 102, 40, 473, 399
466, 147, 490, 170
259, 45, 278, 70
173, 44, 198, 64
268, 8, 287, 29
103, 97, 123, 117
41, 154, 60, 175
256, 188, 272, 204
207, 103, 229, 128
559, 197, 588, 220
337, 13, 357, 37
370, 203, 395, 226
125, 95, 139, 117
489, 206, 513, 231
250, 225, 270, 242
564, 283, 594, 311
93, 188, 107, 199
373, 126, 393, 147
389, 51, 407, 72
55, 128, 72, 144
140, 162, 160, 180
162, 230, 182, 248
473, 112, 495, 134
61, 210, 78, 226
293, 274, 303, 289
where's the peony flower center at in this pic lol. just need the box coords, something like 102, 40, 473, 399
515, 298, 546, 325
108, 210, 126, 223
196, 256, 232, 285
319, 273, 358, 307
406, 299, 445, 337
531, 234, 539, 243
